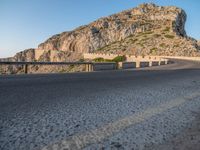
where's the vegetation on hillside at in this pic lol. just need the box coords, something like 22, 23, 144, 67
93, 55, 126, 62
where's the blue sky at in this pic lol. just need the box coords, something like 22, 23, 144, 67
0, 0, 200, 58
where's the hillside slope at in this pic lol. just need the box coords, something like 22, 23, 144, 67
35, 3, 199, 58
1, 3, 200, 74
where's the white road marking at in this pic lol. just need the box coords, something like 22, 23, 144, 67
42, 92, 200, 150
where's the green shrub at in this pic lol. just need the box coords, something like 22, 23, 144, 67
93, 57, 115, 62
104, 59, 113, 62
163, 27, 170, 32
150, 47, 157, 54
143, 31, 154, 35
59, 69, 67, 73
143, 35, 147, 38
93, 57, 105, 62
136, 32, 143, 37
69, 65, 75, 70
79, 58, 85, 62
136, 42, 144, 47
130, 39, 138, 43
153, 34, 161, 38
140, 38, 150, 41
159, 43, 166, 48
173, 44, 179, 48
164, 34, 175, 39
96, 47, 103, 51
112, 55, 126, 62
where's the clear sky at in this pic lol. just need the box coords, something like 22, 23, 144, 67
0, 0, 200, 58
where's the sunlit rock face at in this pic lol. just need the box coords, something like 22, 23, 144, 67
1, 3, 200, 74
36, 3, 199, 58
197, 41, 200, 50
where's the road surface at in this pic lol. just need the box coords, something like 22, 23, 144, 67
0, 60, 200, 150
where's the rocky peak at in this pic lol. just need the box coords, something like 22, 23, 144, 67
198, 40, 200, 45
36, 3, 188, 56
1, 3, 200, 74
197, 41, 200, 49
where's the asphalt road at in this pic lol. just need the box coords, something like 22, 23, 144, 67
1, 60, 200, 150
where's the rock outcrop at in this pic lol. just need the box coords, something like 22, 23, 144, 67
1, 3, 200, 74
197, 41, 200, 49
35, 3, 199, 58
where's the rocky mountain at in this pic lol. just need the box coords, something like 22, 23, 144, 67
1, 3, 200, 74
198, 41, 200, 48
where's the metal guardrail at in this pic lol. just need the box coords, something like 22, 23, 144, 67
0, 60, 170, 74
0, 61, 93, 65
0, 61, 116, 74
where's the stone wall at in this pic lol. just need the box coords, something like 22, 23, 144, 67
83, 53, 166, 62
83, 53, 119, 60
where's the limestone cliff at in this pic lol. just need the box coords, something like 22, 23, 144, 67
197, 41, 200, 49
35, 3, 199, 59
1, 3, 200, 74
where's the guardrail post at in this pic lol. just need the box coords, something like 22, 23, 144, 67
86, 64, 89, 72
136, 61, 140, 68
158, 60, 161, 66
24, 64, 28, 74
90, 64, 93, 71
86, 64, 93, 72
149, 61, 152, 67
117, 62, 122, 69
165, 60, 168, 65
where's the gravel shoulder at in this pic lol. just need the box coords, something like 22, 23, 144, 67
145, 111, 200, 150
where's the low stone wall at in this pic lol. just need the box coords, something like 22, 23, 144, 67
161, 56, 200, 62
83, 53, 118, 60
83, 53, 167, 62
83, 53, 170, 70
